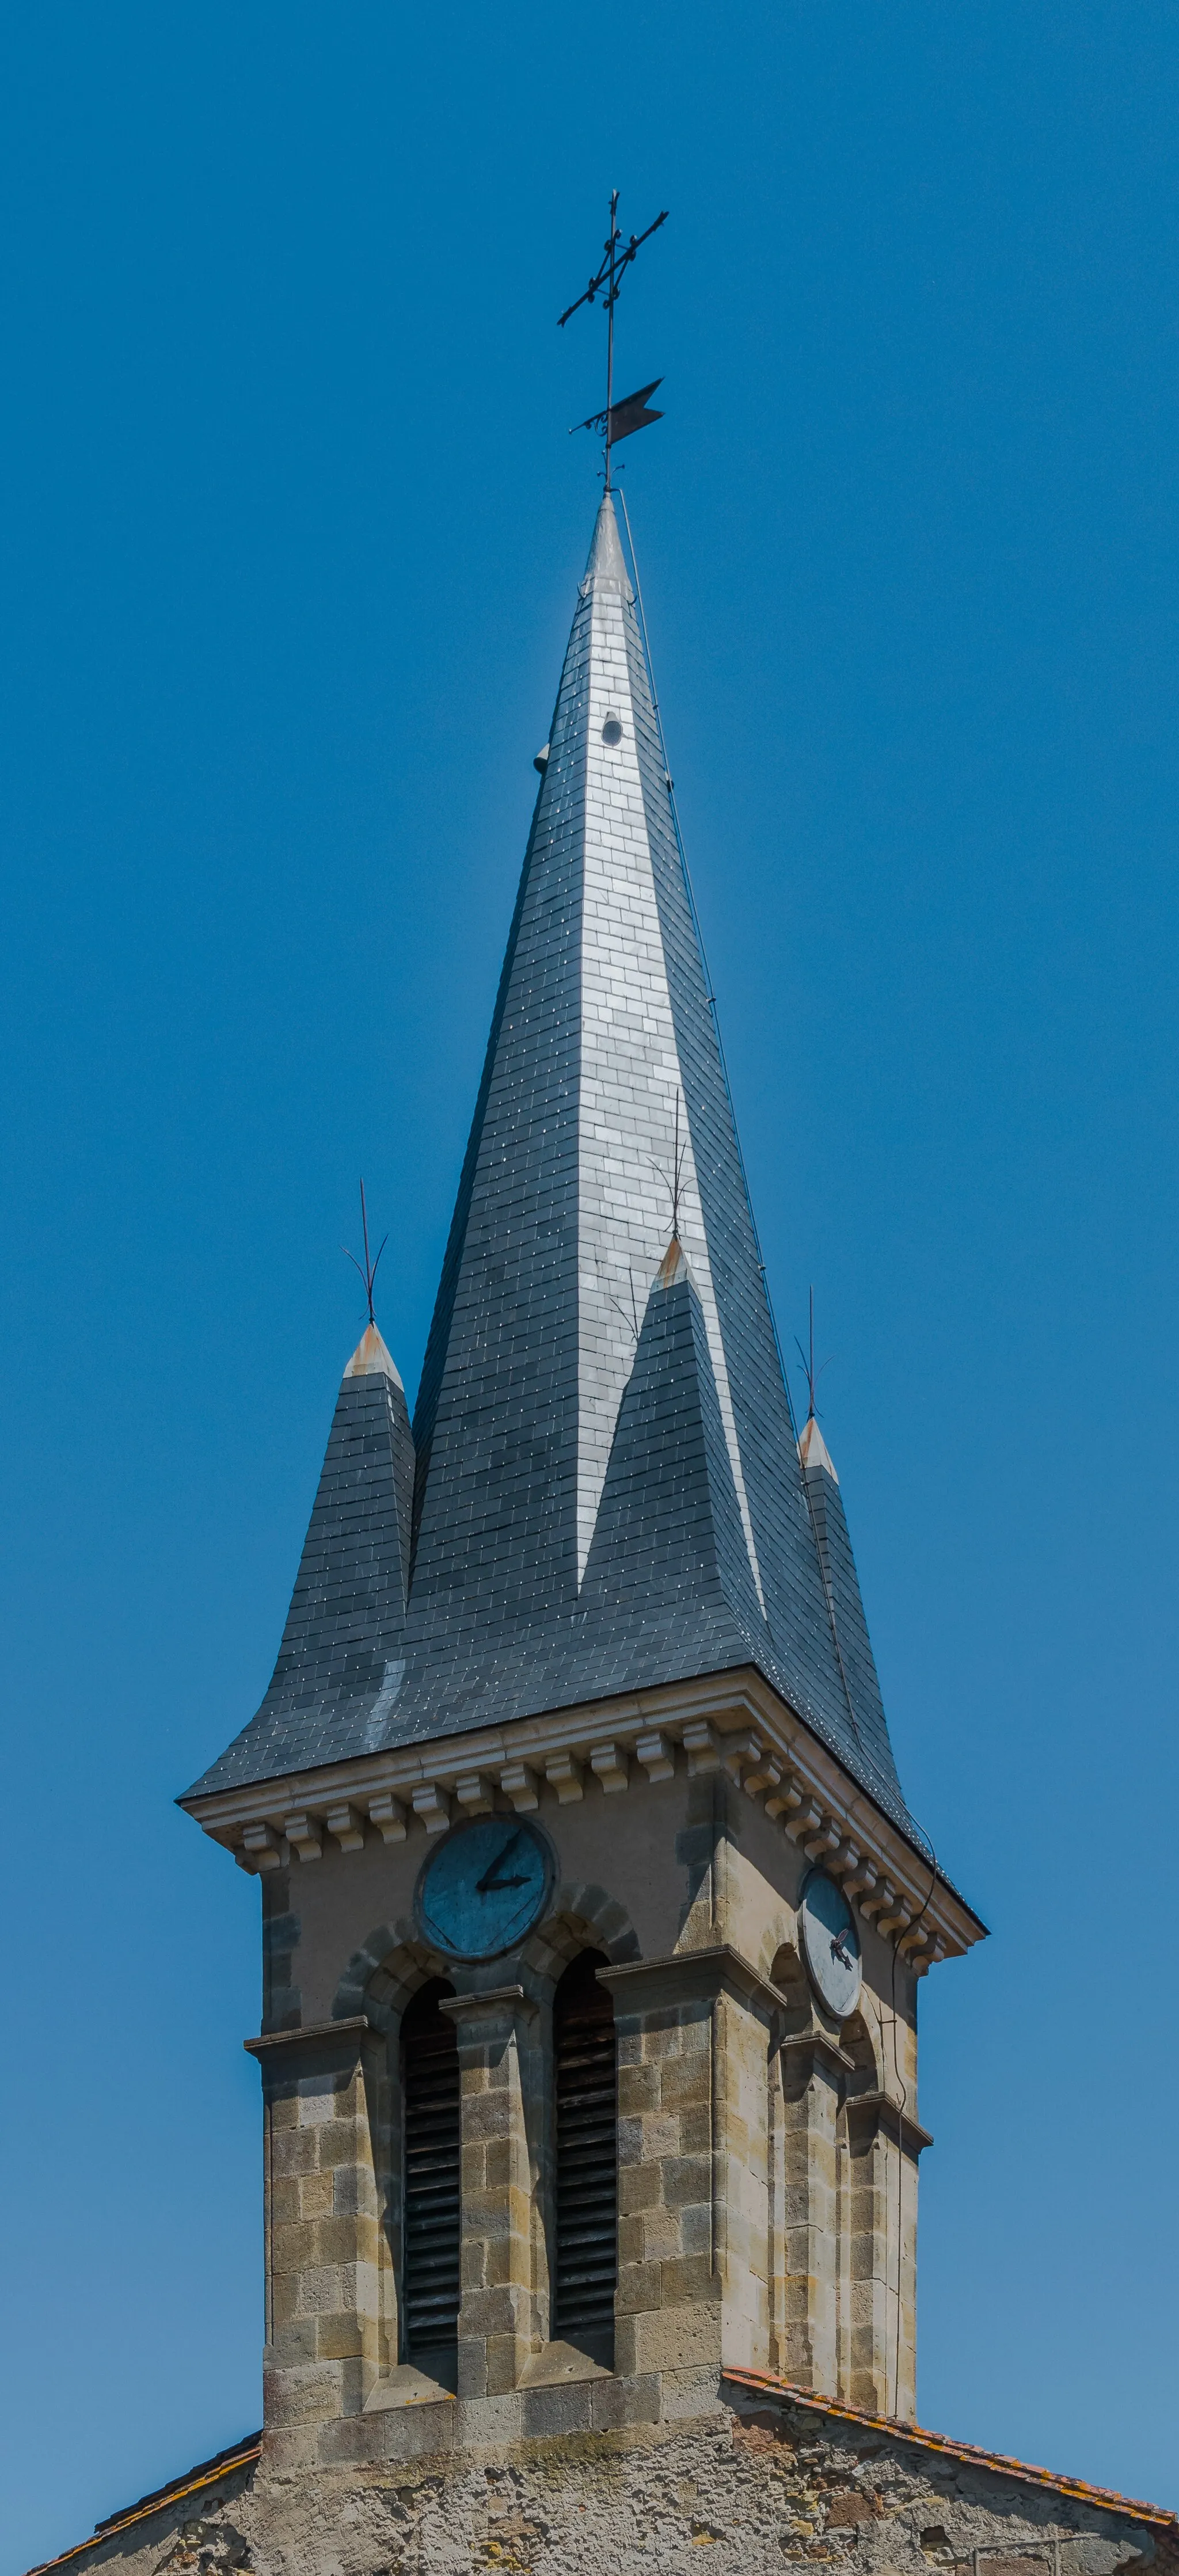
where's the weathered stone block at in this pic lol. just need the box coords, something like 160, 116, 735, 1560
315, 2312, 367, 2362
614, 2257, 663, 2314
485, 2332, 522, 2396
631, 2297, 721, 2371
679, 2104, 713, 2154
618, 2159, 663, 2213
271, 2127, 317, 2178
518, 2378, 596, 2438
638, 2205, 682, 2263
269, 2179, 301, 2228
618, 2212, 646, 2265
589, 2369, 661, 2428
617, 2061, 660, 2114
270, 2220, 311, 2278
660, 2053, 711, 2110
310, 2215, 367, 2269
680, 2200, 713, 2258
662, 2152, 712, 2208
460, 2236, 487, 2292
261, 2358, 344, 2423
267, 2318, 320, 2368
299, 2263, 346, 2315
659, 2251, 714, 2306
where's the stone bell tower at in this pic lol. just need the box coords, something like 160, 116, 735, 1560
181, 494, 984, 2475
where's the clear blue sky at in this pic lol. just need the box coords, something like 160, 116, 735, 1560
2, 7, 1177, 2566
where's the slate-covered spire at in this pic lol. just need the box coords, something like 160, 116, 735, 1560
409, 493, 767, 1627
580, 1237, 765, 1656
188, 495, 914, 1838
231, 1320, 417, 1778
798, 1412, 895, 1809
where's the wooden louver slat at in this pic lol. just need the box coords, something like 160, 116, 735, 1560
553, 1951, 617, 2338
401, 1982, 461, 2358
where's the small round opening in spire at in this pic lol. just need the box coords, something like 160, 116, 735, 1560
601, 716, 623, 748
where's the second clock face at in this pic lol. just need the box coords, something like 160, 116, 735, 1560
800, 1869, 862, 2019
414, 1816, 553, 1963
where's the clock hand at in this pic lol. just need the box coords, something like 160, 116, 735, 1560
477, 1828, 526, 1895
830, 1933, 854, 1970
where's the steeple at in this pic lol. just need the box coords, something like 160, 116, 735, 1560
188, 494, 914, 1840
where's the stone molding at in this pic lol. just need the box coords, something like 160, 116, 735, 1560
438, 1984, 539, 2025
183, 1667, 981, 1973
598, 1942, 786, 2021
779, 2030, 855, 2078
843, 2088, 933, 2159
243, 2015, 375, 2057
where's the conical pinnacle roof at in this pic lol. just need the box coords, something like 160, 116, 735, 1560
188, 496, 912, 1835
227, 1323, 416, 1779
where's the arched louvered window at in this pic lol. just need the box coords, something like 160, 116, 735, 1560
552, 1949, 617, 2353
400, 1978, 460, 2368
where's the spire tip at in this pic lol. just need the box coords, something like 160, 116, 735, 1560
798, 1413, 839, 1483
344, 1321, 404, 1389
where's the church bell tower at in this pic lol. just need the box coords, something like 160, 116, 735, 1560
182, 493, 984, 2470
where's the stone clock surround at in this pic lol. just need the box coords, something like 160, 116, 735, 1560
190, 1675, 984, 2478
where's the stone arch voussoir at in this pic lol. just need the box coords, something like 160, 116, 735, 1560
755, 1908, 797, 1987
519, 1878, 640, 1993
840, 2006, 884, 2089
334, 1919, 449, 2036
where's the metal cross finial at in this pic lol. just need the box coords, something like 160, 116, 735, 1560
794, 1285, 833, 1424
343, 1178, 387, 1329
559, 190, 668, 489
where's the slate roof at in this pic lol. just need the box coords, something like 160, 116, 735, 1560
231, 1323, 416, 1772
186, 496, 918, 1843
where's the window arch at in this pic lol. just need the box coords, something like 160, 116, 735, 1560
552, 1949, 617, 2353
400, 1977, 460, 2367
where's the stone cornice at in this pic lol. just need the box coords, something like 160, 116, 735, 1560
779, 2029, 855, 2076
242, 2015, 375, 2057
439, 1984, 538, 2026
181, 1666, 984, 1972
597, 1942, 786, 2020
843, 2088, 934, 2158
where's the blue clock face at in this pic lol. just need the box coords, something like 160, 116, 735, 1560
414, 1817, 553, 1963
800, 1868, 862, 2020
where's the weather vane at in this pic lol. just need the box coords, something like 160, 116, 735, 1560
648, 1087, 689, 1244
794, 1286, 833, 1424
343, 1178, 387, 1329
559, 189, 668, 489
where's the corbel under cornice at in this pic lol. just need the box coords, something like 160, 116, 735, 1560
180, 1665, 984, 1973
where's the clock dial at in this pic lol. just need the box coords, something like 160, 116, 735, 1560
415, 1816, 553, 1963
800, 1869, 862, 2019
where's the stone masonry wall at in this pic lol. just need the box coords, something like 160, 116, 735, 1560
242, 1755, 935, 2452
40, 2384, 1177, 2576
